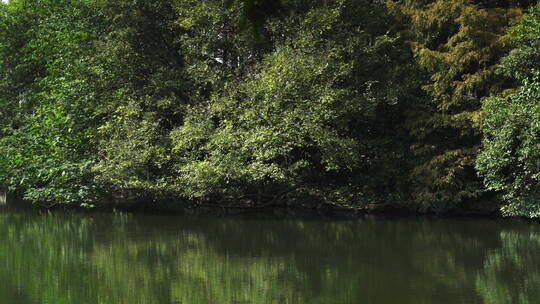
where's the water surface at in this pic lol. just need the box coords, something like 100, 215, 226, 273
1, 206, 539, 304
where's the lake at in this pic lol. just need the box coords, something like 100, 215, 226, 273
1, 205, 539, 304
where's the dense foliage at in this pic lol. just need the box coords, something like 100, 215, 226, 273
0, 0, 539, 216
392, 0, 522, 210
477, 3, 540, 217
0, 0, 104, 203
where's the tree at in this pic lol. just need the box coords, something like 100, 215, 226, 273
0, 0, 105, 203
170, 0, 415, 205
391, 0, 522, 210
90, 0, 189, 198
477, 3, 540, 217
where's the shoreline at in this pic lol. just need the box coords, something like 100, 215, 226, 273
1, 193, 505, 219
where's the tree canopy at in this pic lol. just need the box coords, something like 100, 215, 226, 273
0, 0, 539, 217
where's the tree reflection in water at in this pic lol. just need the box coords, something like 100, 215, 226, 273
0, 211, 539, 304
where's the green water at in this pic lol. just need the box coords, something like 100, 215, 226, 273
1, 207, 539, 304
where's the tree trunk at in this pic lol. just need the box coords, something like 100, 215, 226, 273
0, 188, 6, 205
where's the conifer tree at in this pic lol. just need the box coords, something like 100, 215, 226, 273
392, 0, 522, 209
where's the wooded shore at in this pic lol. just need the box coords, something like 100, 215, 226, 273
1, 0, 539, 218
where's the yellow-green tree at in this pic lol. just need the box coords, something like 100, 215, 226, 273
391, 0, 522, 210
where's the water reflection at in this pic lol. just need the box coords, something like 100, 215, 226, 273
0, 210, 538, 304
476, 230, 540, 304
